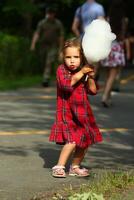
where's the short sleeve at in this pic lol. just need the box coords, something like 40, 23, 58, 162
57, 65, 74, 92
36, 20, 44, 34
96, 5, 105, 18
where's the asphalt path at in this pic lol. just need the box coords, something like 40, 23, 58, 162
0, 69, 134, 200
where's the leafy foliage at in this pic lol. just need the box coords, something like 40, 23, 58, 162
0, 32, 40, 78
3, 0, 38, 15
68, 192, 104, 200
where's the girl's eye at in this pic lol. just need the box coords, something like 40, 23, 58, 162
65, 56, 79, 59
65, 56, 71, 58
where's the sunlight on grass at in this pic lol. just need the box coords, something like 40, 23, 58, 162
30, 170, 134, 200
51, 170, 134, 200
0, 75, 42, 90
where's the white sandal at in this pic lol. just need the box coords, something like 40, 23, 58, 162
69, 165, 89, 177
52, 166, 66, 178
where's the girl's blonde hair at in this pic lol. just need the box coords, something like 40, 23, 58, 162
60, 38, 86, 64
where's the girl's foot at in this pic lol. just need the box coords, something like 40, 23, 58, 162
52, 165, 66, 178
69, 165, 89, 177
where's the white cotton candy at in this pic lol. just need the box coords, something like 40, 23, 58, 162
82, 19, 116, 63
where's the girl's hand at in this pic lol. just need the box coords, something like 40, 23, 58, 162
88, 70, 95, 79
81, 65, 94, 74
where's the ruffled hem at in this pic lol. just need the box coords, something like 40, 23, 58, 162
49, 121, 102, 148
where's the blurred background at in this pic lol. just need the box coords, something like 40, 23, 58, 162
0, 0, 133, 89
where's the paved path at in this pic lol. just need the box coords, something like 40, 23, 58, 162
0, 69, 134, 200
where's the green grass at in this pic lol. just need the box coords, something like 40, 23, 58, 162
31, 170, 134, 200
0, 75, 42, 90
57, 170, 134, 200
88, 170, 134, 200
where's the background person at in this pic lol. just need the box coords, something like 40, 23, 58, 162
30, 6, 64, 87
101, 0, 127, 107
71, 0, 105, 38
125, 27, 134, 66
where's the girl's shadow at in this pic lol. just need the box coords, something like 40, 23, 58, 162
39, 147, 72, 170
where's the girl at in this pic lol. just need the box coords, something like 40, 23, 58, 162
49, 38, 102, 177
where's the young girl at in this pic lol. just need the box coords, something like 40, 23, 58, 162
49, 38, 102, 177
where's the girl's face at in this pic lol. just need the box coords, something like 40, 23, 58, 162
64, 47, 81, 71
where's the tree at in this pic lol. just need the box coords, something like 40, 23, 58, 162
2, 0, 39, 35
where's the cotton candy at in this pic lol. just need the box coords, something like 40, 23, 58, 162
82, 19, 116, 63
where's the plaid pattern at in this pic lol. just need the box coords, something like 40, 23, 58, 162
49, 64, 102, 148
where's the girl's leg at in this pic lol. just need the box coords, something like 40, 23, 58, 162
71, 147, 87, 166
69, 147, 89, 177
57, 143, 76, 166
102, 67, 118, 104
52, 143, 76, 177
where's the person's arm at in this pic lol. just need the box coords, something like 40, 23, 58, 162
72, 7, 82, 37
30, 20, 43, 51
72, 17, 81, 37
71, 70, 84, 86
125, 38, 131, 61
71, 65, 94, 86
30, 31, 39, 51
87, 77, 97, 94
57, 65, 74, 92
85, 69, 98, 95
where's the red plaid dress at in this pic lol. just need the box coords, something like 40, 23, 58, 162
49, 64, 102, 148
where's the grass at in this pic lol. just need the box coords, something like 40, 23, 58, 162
30, 170, 134, 200
88, 170, 134, 200
0, 75, 42, 90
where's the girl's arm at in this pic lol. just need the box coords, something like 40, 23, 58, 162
71, 65, 93, 86
86, 70, 99, 95
87, 77, 97, 95
57, 65, 74, 92
71, 70, 84, 86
